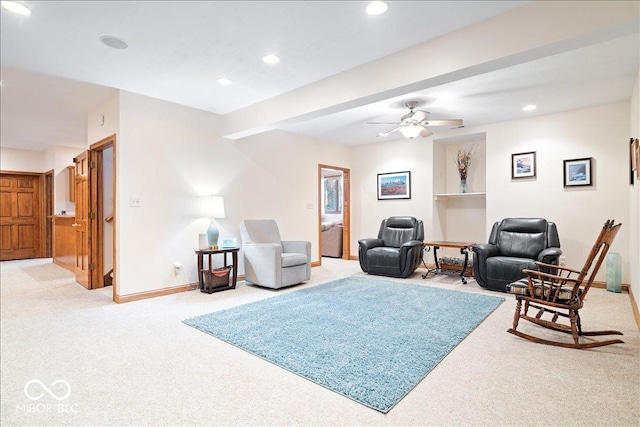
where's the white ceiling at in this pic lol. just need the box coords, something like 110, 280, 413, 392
1, 1, 638, 151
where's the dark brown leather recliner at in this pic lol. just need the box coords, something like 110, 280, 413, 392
472, 218, 562, 292
358, 216, 424, 278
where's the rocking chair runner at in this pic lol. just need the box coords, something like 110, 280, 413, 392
506, 219, 623, 349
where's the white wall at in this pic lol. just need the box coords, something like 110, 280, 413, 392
629, 69, 639, 310
88, 92, 120, 144
111, 91, 350, 296
0, 147, 44, 172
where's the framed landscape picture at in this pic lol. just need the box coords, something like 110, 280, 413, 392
633, 138, 639, 181
511, 151, 536, 179
377, 171, 411, 200
564, 157, 592, 187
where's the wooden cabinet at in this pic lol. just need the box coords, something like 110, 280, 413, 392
52, 215, 76, 271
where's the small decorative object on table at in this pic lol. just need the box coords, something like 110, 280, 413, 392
456, 146, 473, 193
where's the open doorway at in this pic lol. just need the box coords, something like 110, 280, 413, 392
89, 134, 116, 299
318, 164, 350, 263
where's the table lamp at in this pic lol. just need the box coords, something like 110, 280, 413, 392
203, 196, 225, 250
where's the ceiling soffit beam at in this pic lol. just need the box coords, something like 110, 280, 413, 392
221, 1, 639, 141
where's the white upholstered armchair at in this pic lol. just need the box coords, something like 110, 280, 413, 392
239, 220, 311, 289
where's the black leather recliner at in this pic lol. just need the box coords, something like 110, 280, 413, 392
471, 218, 562, 292
358, 216, 424, 278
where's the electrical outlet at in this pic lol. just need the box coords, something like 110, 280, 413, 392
559, 257, 566, 266
173, 262, 182, 275
130, 197, 141, 207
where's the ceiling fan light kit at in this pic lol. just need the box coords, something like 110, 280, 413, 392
369, 101, 463, 139
399, 124, 423, 139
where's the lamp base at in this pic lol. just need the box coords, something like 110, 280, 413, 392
207, 219, 219, 250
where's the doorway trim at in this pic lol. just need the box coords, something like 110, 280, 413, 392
90, 134, 117, 301
43, 169, 54, 258
318, 164, 351, 264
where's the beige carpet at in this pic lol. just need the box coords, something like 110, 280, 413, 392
1, 258, 638, 426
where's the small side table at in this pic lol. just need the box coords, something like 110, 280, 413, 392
422, 241, 475, 284
195, 247, 239, 293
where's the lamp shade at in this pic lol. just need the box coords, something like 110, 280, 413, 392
399, 124, 423, 139
202, 196, 225, 219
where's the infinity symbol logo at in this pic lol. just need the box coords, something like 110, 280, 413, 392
24, 379, 71, 401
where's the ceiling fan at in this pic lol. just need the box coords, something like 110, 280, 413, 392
367, 101, 463, 138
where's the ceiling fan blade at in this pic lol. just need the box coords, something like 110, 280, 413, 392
424, 119, 463, 127
376, 126, 403, 137
420, 128, 433, 138
367, 121, 403, 125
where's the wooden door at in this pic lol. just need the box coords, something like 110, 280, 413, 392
0, 174, 41, 261
74, 152, 91, 289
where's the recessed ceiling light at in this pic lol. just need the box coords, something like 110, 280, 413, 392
1, 1, 31, 15
262, 54, 280, 64
217, 77, 232, 86
366, 1, 388, 15
100, 35, 129, 50
523, 104, 537, 111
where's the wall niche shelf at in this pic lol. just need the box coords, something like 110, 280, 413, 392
435, 192, 486, 201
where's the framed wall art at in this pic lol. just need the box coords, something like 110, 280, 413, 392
377, 171, 411, 200
632, 138, 639, 182
511, 151, 536, 179
563, 157, 592, 187
636, 138, 640, 180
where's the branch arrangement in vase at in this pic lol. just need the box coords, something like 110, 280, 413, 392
455, 145, 474, 181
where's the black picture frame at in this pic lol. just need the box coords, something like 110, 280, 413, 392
563, 157, 592, 187
511, 151, 536, 179
631, 138, 639, 185
377, 171, 411, 200
630, 138, 635, 185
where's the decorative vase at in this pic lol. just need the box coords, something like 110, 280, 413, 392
207, 219, 220, 250
459, 179, 468, 193
606, 252, 622, 293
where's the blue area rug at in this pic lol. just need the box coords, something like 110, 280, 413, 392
183, 277, 504, 413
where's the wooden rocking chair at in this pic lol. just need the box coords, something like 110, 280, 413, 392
506, 219, 623, 349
